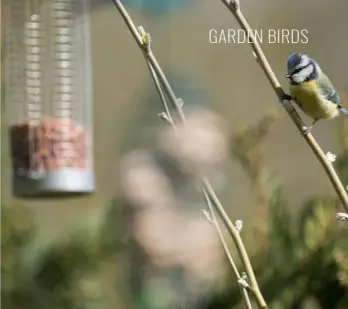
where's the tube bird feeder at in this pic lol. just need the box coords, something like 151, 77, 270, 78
4, 0, 94, 197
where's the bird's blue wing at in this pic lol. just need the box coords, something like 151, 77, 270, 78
326, 90, 340, 105
317, 74, 348, 116
317, 73, 340, 105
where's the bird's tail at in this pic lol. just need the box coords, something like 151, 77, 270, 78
339, 107, 348, 116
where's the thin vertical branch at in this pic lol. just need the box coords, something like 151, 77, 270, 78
219, 0, 348, 213
112, 1, 267, 308
203, 178, 267, 308
145, 58, 177, 133
146, 59, 172, 121
111, 0, 186, 124
202, 188, 253, 309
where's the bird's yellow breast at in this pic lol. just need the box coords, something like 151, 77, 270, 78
290, 80, 338, 119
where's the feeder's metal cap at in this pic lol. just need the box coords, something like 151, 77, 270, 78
13, 168, 95, 198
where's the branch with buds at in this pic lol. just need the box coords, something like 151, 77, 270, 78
202, 190, 253, 309
220, 0, 348, 214
112, 0, 267, 308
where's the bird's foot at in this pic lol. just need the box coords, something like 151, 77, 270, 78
301, 125, 313, 136
281, 94, 292, 101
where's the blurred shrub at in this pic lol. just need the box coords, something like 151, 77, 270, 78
2, 110, 348, 309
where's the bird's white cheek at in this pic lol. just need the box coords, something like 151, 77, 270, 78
292, 74, 304, 84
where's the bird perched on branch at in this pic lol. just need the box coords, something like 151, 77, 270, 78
286, 52, 348, 135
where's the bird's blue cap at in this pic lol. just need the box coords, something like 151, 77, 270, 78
287, 53, 304, 72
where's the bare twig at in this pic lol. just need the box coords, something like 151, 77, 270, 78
219, 0, 348, 213
202, 188, 253, 309
111, 0, 186, 125
113, 0, 267, 308
146, 59, 177, 132
203, 178, 267, 308
112, 1, 267, 308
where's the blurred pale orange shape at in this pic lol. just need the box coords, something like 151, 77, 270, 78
158, 107, 227, 175
178, 216, 222, 281
119, 150, 175, 209
133, 207, 183, 267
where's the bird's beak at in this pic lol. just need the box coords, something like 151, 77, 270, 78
285, 74, 290, 79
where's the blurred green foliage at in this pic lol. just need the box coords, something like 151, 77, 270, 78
2, 110, 348, 309
200, 114, 348, 309
2, 0, 348, 307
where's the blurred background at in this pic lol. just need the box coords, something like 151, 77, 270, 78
1, 0, 348, 308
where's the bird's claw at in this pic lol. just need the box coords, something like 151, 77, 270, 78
281, 94, 292, 101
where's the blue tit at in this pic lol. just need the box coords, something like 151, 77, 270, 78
286, 52, 348, 135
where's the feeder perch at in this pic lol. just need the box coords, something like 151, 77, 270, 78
4, 0, 94, 197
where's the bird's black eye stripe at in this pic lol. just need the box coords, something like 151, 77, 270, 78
291, 62, 311, 76
293, 67, 303, 74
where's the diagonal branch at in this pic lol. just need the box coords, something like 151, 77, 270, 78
145, 58, 177, 132
202, 188, 253, 309
112, 0, 267, 308
112, 0, 186, 125
203, 178, 266, 308
219, 0, 348, 213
